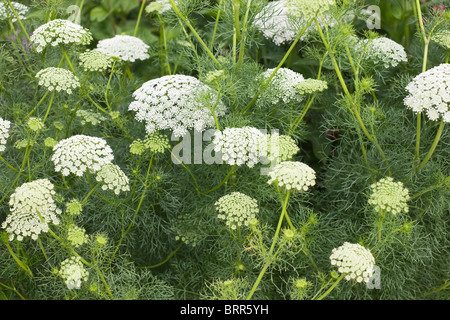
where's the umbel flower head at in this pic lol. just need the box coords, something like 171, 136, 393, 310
129, 74, 226, 138
145, 0, 176, 15
79, 49, 115, 72
58, 256, 89, 290
30, 19, 93, 52
215, 192, 259, 230
67, 225, 89, 248
357, 37, 408, 69
95, 163, 130, 195
51, 134, 114, 176
285, 0, 336, 19
1, 179, 62, 241
330, 242, 375, 283
0, 117, 12, 152
432, 29, 450, 50
129, 132, 170, 155
96, 35, 150, 62
0, 1, 29, 22
267, 161, 316, 192
256, 67, 306, 105
36, 67, 80, 94
212, 127, 265, 168
404, 63, 450, 123
368, 177, 410, 215
258, 132, 300, 163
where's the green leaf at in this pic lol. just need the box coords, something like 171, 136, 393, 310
90, 6, 109, 22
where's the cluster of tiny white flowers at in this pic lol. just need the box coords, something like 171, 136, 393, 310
76, 109, 107, 126
267, 161, 316, 192
67, 225, 89, 248
0, 1, 28, 22
357, 37, 408, 69
368, 177, 410, 215
79, 49, 115, 72
145, 0, 175, 15
295, 78, 328, 95
432, 30, 450, 50
404, 63, 450, 123
36, 67, 80, 94
215, 192, 259, 230
0, 117, 12, 152
213, 127, 265, 168
129, 74, 226, 138
257, 68, 306, 105
130, 132, 170, 155
330, 242, 375, 283
286, 0, 336, 20
96, 35, 150, 62
30, 19, 93, 52
58, 256, 89, 290
258, 132, 300, 163
95, 163, 130, 195
51, 134, 114, 176
1, 179, 62, 241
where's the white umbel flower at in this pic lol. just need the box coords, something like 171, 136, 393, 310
0, 117, 12, 152
36, 67, 80, 94
267, 161, 316, 192
285, 0, 336, 19
95, 163, 130, 195
79, 49, 115, 72
404, 63, 450, 123
257, 67, 306, 105
129, 74, 226, 138
96, 35, 150, 62
212, 127, 265, 168
58, 256, 89, 290
258, 132, 300, 163
51, 134, 114, 176
368, 177, 410, 215
145, 0, 176, 15
357, 37, 408, 69
1, 179, 62, 241
30, 19, 93, 52
0, 1, 28, 22
215, 192, 259, 230
330, 242, 375, 283
432, 30, 450, 50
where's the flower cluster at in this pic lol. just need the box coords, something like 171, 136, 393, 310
212, 127, 264, 168
357, 37, 408, 69
129, 74, 226, 138
295, 79, 328, 95
330, 242, 375, 283
96, 35, 150, 62
1, 179, 62, 241
51, 134, 114, 176
0, 117, 12, 152
0, 1, 28, 22
30, 19, 93, 52
79, 49, 115, 72
432, 30, 450, 50
215, 192, 259, 230
58, 256, 89, 290
257, 68, 306, 105
259, 132, 300, 163
67, 225, 89, 248
27, 117, 44, 131
36, 67, 80, 94
145, 0, 175, 15
267, 161, 316, 192
286, 0, 336, 20
368, 177, 410, 215
76, 109, 107, 126
404, 63, 450, 123
95, 164, 130, 195
66, 199, 83, 216
130, 132, 170, 155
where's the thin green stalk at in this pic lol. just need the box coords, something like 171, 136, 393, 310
315, 273, 345, 300
105, 60, 116, 111
209, 0, 224, 50
137, 243, 184, 269
134, 0, 147, 36
4, 240, 33, 277
203, 165, 237, 194
0, 281, 26, 300
6, 0, 35, 51
237, 0, 252, 68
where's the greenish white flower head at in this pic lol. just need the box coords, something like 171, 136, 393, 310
213, 127, 265, 168
368, 177, 410, 215
79, 49, 115, 72
267, 161, 316, 192
259, 132, 300, 163
0, 1, 29, 22
30, 19, 93, 52
96, 35, 150, 62
285, 0, 336, 19
295, 78, 328, 95
51, 134, 114, 176
1, 179, 62, 241
76, 109, 107, 126
432, 30, 450, 50
66, 199, 83, 216
129, 74, 226, 138
330, 242, 375, 283
257, 68, 306, 105
357, 37, 408, 69
95, 163, 130, 195
145, 0, 175, 15
215, 192, 259, 230
0, 117, 12, 152
404, 63, 450, 123
67, 225, 89, 248
58, 256, 89, 290
27, 117, 44, 131
36, 67, 80, 94
130, 132, 170, 155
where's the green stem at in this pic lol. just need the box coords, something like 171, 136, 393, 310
3, 240, 33, 277
413, 119, 445, 176
6, 0, 35, 51
209, 0, 223, 50
202, 165, 237, 194
137, 243, 184, 269
134, 0, 147, 37
315, 273, 345, 300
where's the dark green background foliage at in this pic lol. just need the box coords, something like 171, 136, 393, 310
0, 0, 449, 300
